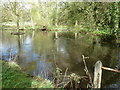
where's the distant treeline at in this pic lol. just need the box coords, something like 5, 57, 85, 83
1, 2, 120, 34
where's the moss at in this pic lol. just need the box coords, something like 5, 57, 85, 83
1, 60, 54, 88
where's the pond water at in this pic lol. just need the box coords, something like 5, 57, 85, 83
1, 30, 120, 88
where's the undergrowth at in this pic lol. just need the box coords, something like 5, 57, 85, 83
1, 60, 54, 88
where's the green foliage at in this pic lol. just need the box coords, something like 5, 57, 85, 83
47, 25, 68, 30
25, 26, 33, 29
93, 30, 110, 35
2, 2, 119, 35
69, 73, 81, 84
31, 79, 53, 88
54, 67, 82, 88
1, 60, 54, 88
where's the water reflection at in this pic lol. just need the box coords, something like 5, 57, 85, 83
1, 30, 120, 87
17, 34, 54, 80
33, 60, 54, 80
1, 31, 18, 61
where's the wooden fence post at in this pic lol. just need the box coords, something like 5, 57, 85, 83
93, 60, 102, 88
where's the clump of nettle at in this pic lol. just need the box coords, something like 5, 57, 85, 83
52, 67, 92, 88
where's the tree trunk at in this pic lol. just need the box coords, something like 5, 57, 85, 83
30, 9, 35, 29
55, 1, 58, 26
31, 17, 35, 29
75, 20, 78, 26
17, 15, 20, 32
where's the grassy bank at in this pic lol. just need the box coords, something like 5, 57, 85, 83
1, 60, 54, 88
2, 24, 119, 36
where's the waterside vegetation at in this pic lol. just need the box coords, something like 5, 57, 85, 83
1, 60, 54, 88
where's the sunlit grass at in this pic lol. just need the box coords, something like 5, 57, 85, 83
1, 60, 54, 88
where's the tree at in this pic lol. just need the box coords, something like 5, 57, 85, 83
2, 0, 25, 31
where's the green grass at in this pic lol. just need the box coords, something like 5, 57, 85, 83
1, 60, 54, 88
47, 26, 68, 30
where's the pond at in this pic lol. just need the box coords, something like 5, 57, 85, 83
1, 30, 120, 88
